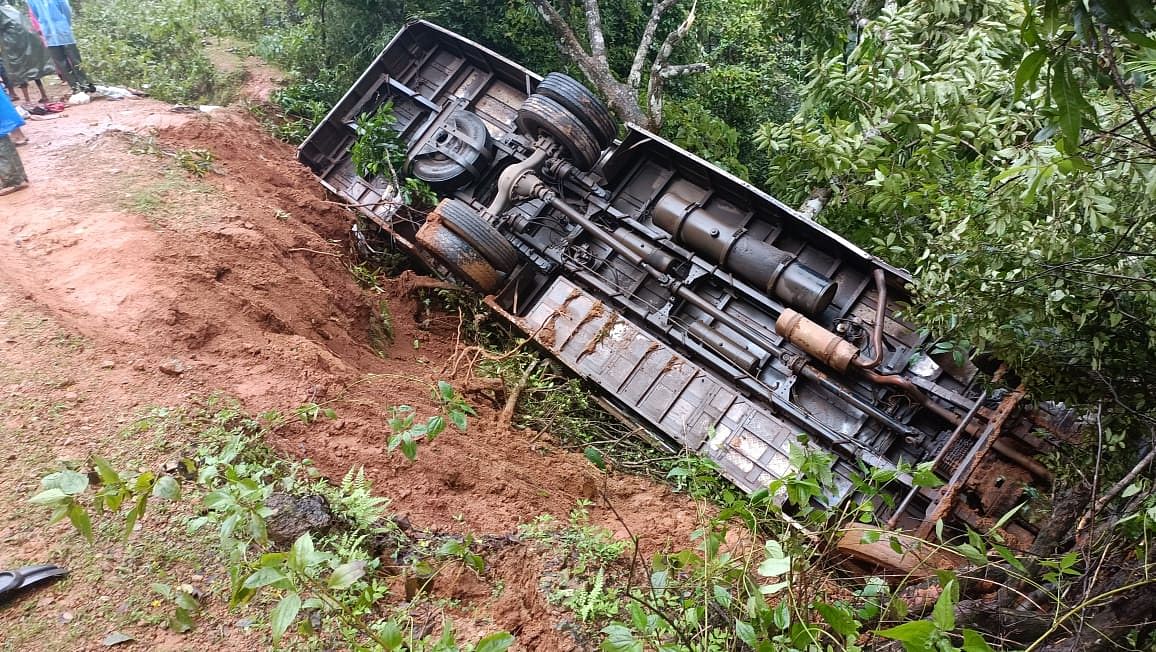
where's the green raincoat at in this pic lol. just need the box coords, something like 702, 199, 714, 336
0, 3, 55, 85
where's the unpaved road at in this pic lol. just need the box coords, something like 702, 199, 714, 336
0, 77, 709, 649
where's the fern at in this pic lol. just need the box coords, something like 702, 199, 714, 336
579, 568, 605, 622
317, 466, 390, 530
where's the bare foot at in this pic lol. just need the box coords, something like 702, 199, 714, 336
0, 181, 30, 196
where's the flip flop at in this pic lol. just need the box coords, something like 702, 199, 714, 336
0, 182, 30, 197
0, 564, 68, 603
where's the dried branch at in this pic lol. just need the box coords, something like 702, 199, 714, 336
1078, 437, 1156, 534
628, 0, 679, 88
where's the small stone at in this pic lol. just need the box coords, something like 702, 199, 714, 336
63, 392, 79, 401
99, 360, 115, 369
131, 360, 146, 371
60, 611, 74, 623
236, 618, 253, 629
242, 222, 254, 229
190, 574, 204, 582
159, 359, 187, 376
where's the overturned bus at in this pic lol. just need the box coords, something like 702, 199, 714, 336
298, 20, 1072, 573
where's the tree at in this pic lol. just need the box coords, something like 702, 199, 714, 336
525, 0, 707, 129
758, 1, 1155, 647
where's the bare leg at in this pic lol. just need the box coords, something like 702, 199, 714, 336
34, 79, 48, 103
19, 84, 29, 103
10, 127, 28, 145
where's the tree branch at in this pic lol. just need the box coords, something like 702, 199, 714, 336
628, 0, 679, 89
797, 187, 833, 220
528, 0, 598, 82
646, 0, 697, 127
582, 0, 607, 59
658, 63, 708, 78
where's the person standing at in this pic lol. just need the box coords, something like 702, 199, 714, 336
24, 0, 92, 94
0, 1, 54, 103
0, 90, 29, 195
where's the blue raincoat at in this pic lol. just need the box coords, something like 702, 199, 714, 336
0, 91, 24, 136
25, 0, 74, 47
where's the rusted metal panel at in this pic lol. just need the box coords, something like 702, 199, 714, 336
518, 277, 853, 499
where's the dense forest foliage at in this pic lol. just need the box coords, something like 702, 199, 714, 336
60, 0, 1156, 649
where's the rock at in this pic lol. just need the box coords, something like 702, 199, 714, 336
99, 360, 115, 369
60, 611, 74, 623
159, 359, 187, 375
265, 492, 333, 546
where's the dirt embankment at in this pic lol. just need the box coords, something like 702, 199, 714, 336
0, 81, 707, 649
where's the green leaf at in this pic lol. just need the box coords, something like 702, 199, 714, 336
932, 579, 957, 631
876, 620, 937, 649
1015, 49, 1048, 98
758, 540, 791, 577
67, 503, 93, 542
400, 438, 418, 461
474, 632, 515, 652
713, 584, 732, 609
152, 475, 181, 500
380, 620, 403, 650
772, 601, 790, 630
171, 607, 194, 633
601, 624, 643, 652
44, 470, 90, 495
954, 543, 986, 566
174, 590, 200, 611
327, 560, 367, 590
584, 447, 606, 470
90, 456, 122, 485
289, 533, 315, 572
1052, 57, 1089, 153
735, 619, 758, 646
449, 410, 468, 431
426, 415, 446, 439
438, 380, 455, 402
270, 592, 301, 643
29, 488, 69, 505
242, 567, 286, 590
816, 602, 859, 639
962, 629, 996, 652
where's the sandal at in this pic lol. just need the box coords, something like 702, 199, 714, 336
0, 181, 30, 196
0, 564, 68, 603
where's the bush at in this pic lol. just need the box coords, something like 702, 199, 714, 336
76, 0, 233, 103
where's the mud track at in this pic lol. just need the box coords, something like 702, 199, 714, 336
0, 92, 706, 648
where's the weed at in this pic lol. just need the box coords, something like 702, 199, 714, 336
315, 467, 391, 531
370, 299, 395, 355
383, 380, 474, 461
350, 101, 405, 180
29, 399, 513, 649
295, 402, 337, 424
174, 148, 215, 177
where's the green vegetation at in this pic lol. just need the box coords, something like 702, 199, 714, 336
31, 397, 514, 650
43, 0, 1156, 647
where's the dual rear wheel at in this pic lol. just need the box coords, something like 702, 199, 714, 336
417, 73, 617, 291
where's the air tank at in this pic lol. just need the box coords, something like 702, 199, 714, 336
652, 183, 837, 315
